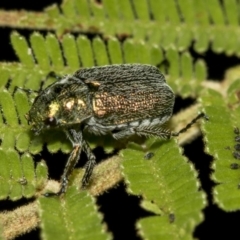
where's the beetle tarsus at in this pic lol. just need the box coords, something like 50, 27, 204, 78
171, 112, 208, 137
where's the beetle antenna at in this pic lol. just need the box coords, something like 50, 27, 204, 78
14, 71, 63, 94
47, 71, 62, 81
171, 112, 208, 137
15, 86, 39, 94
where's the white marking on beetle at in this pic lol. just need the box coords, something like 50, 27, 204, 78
65, 100, 75, 110
59, 75, 71, 84
150, 118, 161, 126
139, 119, 151, 128
129, 121, 140, 127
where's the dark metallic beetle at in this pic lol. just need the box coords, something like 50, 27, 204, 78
28, 64, 205, 196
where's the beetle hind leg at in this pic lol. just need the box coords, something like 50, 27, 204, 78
171, 112, 208, 137
112, 128, 136, 140
112, 126, 171, 140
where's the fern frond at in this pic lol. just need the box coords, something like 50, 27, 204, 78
39, 188, 111, 240
0, 188, 111, 240
0, 149, 48, 200
201, 82, 240, 211
0, 0, 239, 237
1, 1, 240, 55
122, 138, 206, 239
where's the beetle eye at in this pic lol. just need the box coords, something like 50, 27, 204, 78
44, 117, 57, 127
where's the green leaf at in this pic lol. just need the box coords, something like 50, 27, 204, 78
35, 160, 48, 190
194, 27, 209, 53
161, 25, 178, 50
45, 3, 60, 18
194, 0, 209, 25
201, 88, 240, 211
117, 0, 135, 21
7, 150, 25, 200
45, 33, 64, 68
77, 36, 95, 67
14, 90, 30, 125
0, 69, 10, 89
88, 0, 105, 23
132, 0, 150, 20
178, 0, 195, 24
0, 90, 18, 126
176, 26, 192, 52
150, 45, 164, 68
30, 32, 51, 69
166, 47, 180, 80
225, 0, 239, 26
92, 37, 110, 66
123, 39, 138, 63
62, 34, 80, 68
10, 32, 34, 67
122, 139, 205, 239
148, 0, 166, 22
108, 37, 123, 64
61, 0, 77, 20
15, 131, 31, 152
0, 149, 42, 200
207, 0, 225, 24
103, 0, 119, 19
39, 188, 111, 240
195, 59, 207, 84
0, 130, 16, 150
212, 27, 228, 53
164, 0, 180, 24
0, 149, 11, 199
21, 154, 36, 198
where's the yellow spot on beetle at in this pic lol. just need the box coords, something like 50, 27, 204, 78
85, 80, 101, 87
49, 102, 60, 117
92, 97, 106, 117
77, 99, 85, 108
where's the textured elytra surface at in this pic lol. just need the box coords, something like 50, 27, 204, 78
80, 64, 174, 126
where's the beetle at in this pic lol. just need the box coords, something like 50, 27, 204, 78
27, 64, 206, 196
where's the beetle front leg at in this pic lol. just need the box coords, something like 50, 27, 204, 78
44, 129, 83, 197
59, 144, 82, 195
81, 140, 96, 188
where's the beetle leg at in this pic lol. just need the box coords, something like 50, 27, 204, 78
113, 127, 170, 139
44, 129, 83, 197
113, 113, 208, 140
112, 128, 136, 140
46, 71, 63, 81
60, 144, 82, 195
171, 112, 208, 136
81, 141, 96, 188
